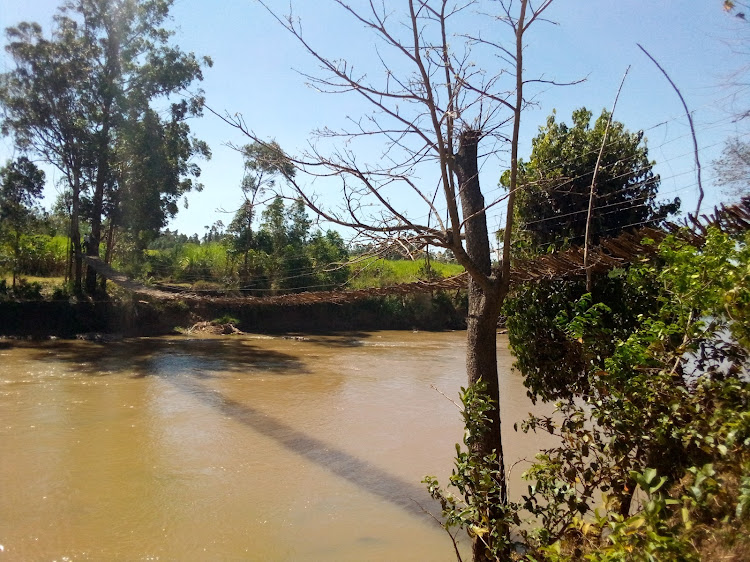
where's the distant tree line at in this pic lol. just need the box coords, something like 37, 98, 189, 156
139, 196, 350, 295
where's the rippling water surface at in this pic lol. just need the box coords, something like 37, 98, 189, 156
0, 331, 553, 561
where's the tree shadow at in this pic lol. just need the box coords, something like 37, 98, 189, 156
23, 337, 310, 378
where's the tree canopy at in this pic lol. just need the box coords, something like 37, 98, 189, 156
504, 108, 680, 252
228, 140, 296, 284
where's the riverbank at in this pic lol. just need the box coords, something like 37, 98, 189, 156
0, 292, 467, 338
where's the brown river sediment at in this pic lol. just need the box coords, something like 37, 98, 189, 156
0, 331, 555, 561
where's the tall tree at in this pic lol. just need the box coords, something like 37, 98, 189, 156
73, 0, 211, 292
505, 108, 680, 252
228, 140, 295, 284
0, 0, 211, 294
115, 101, 210, 255
503, 109, 680, 517
0, 157, 45, 287
255, 196, 314, 293
0, 18, 95, 292
218, 1, 566, 557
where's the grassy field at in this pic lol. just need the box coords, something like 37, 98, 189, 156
2, 257, 464, 297
345, 258, 464, 289
1, 275, 67, 298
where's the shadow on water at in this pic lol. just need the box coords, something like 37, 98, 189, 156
283, 331, 374, 348
167, 373, 438, 521
20, 336, 439, 522
298, 336, 366, 347
25, 338, 310, 378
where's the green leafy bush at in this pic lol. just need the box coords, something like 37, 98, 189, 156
431, 229, 750, 560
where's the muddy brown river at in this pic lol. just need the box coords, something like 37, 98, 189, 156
0, 331, 554, 561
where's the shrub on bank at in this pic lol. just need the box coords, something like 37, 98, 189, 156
428, 228, 750, 560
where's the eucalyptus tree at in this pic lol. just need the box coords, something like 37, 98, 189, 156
217, 1, 573, 558
0, 18, 95, 292
228, 141, 295, 282
0, 0, 211, 293
115, 102, 210, 260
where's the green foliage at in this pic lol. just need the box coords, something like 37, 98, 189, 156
51, 284, 71, 301
225, 196, 349, 294
14, 234, 68, 277
502, 108, 679, 253
177, 242, 231, 283
511, 229, 750, 559
0, 157, 44, 218
0, 158, 46, 285
229, 143, 297, 286
307, 230, 350, 288
133, 200, 350, 294
212, 315, 240, 325
429, 229, 750, 560
585, 468, 699, 562
0, 277, 43, 301
117, 102, 211, 250
504, 280, 590, 402
425, 380, 519, 560
504, 273, 658, 403
0, 18, 92, 164
0, 0, 212, 287
239, 140, 295, 196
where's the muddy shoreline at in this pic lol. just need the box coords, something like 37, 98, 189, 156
0, 294, 467, 338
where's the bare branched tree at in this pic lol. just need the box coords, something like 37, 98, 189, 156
714, 136, 750, 199
213, 1, 574, 557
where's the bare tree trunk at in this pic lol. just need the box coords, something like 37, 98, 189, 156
85, 116, 111, 294
65, 215, 72, 286
12, 230, 19, 288
86, 28, 119, 295
71, 173, 83, 295
100, 220, 116, 291
220, 3, 563, 558
456, 129, 508, 561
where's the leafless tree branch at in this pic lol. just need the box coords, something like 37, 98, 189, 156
638, 44, 704, 217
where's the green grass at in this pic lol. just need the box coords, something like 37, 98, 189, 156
346, 258, 464, 289
2, 256, 463, 298
1, 275, 67, 298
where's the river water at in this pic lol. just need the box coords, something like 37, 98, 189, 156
0, 331, 554, 561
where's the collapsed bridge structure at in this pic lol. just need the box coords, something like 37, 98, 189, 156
84, 198, 750, 306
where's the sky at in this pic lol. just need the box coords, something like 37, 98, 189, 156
0, 0, 748, 249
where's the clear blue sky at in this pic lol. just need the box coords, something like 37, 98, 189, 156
1, 0, 747, 246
